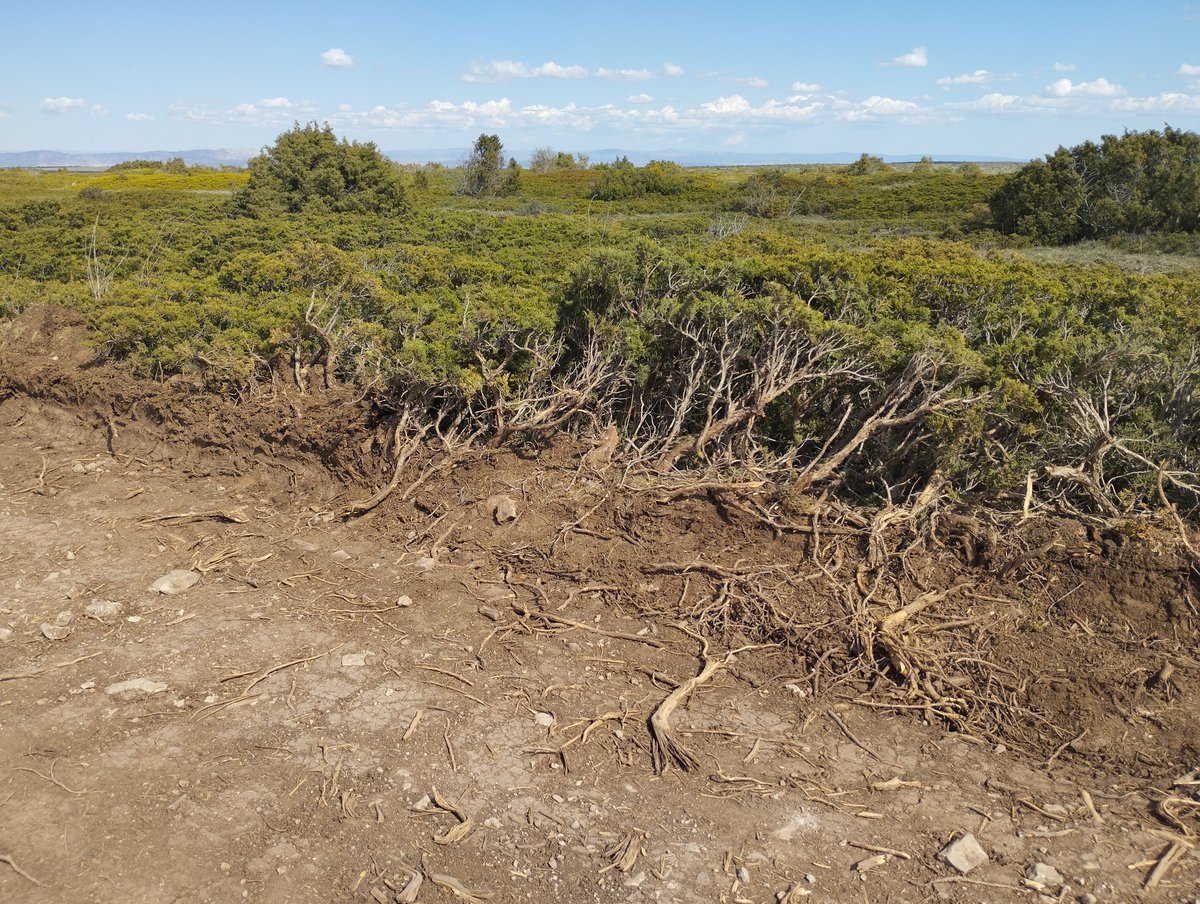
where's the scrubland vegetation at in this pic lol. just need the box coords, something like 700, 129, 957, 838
2, 124, 1198, 526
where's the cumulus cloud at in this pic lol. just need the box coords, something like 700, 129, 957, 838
462, 59, 587, 82
936, 69, 1012, 87
728, 75, 768, 88
662, 62, 684, 77
723, 133, 746, 146
1046, 77, 1125, 97
325, 87, 951, 137
167, 96, 319, 125
836, 95, 923, 121
1180, 63, 1200, 76
321, 48, 354, 68
125, 112, 154, 122
882, 47, 927, 68
1052, 62, 1076, 72
90, 104, 109, 116
791, 81, 821, 93
596, 66, 654, 80
1112, 91, 1200, 112
40, 96, 84, 114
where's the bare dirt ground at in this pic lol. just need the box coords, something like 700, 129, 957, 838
1, 308, 1198, 904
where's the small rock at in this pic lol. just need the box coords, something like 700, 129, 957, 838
1025, 863, 1064, 887
105, 677, 168, 700
341, 653, 371, 668
478, 605, 501, 621
1078, 895, 1098, 904
412, 556, 437, 572
412, 794, 432, 811
478, 584, 514, 601
150, 570, 199, 595
396, 595, 414, 608
565, 641, 582, 654
80, 681, 95, 690
1041, 803, 1069, 817
489, 495, 519, 524
330, 549, 352, 562
623, 871, 646, 888
735, 865, 751, 883
40, 622, 72, 641
534, 711, 555, 728
54, 611, 74, 626
85, 598, 123, 618
483, 817, 502, 829
0, 627, 12, 642
938, 833, 989, 875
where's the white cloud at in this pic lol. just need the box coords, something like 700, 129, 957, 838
462, 59, 587, 83
662, 62, 684, 77
1112, 91, 1200, 112
1052, 62, 1076, 72
125, 112, 154, 122
882, 47, 927, 68
1180, 63, 1200, 76
946, 92, 1024, 112
90, 104, 109, 116
791, 81, 821, 93
728, 75, 768, 88
936, 69, 989, 86
326, 88, 951, 137
723, 133, 746, 146
40, 96, 84, 114
321, 47, 354, 68
167, 97, 319, 125
596, 66, 654, 80
0, 102, 12, 119
836, 95, 923, 121
1046, 77, 1125, 97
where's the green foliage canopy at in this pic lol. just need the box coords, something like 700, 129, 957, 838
235, 122, 407, 217
989, 126, 1200, 243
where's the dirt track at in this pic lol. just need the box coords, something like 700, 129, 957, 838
1, 309, 1198, 903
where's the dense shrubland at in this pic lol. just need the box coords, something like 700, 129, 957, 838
2, 128, 1198, 526
989, 126, 1200, 244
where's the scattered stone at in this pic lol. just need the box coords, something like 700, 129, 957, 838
80, 681, 95, 690
85, 598, 123, 618
40, 622, 72, 641
488, 495, 519, 524
478, 605, 501, 621
396, 595, 414, 608
341, 652, 372, 668
735, 865, 751, 883
623, 871, 646, 888
478, 584, 514, 601
413, 556, 437, 572
534, 711, 555, 728
1025, 863, 1064, 887
938, 833, 989, 874
412, 794, 432, 811
150, 570, 199, 595
105, 677, 168, 700
483, 817, 502, 829
0, 627, 12, 641
330, 549, 352, 562
54, 611, 73, 626
1078, 894, 1098, 904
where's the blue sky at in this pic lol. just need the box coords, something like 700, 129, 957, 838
3, 0, 1200, 160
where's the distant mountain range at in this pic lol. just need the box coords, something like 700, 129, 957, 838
0, 147, 1024, 170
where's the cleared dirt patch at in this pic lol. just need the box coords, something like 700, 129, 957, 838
1, 309, 1197, 903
